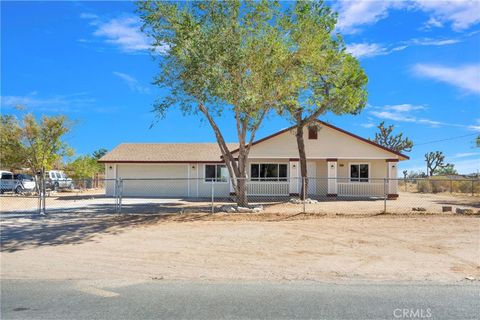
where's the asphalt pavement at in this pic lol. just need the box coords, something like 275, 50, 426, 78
1, 280, 478, 319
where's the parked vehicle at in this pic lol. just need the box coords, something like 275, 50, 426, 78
0, 171, 16, 193
13, 174, 36, 194
45, 170, 74, 191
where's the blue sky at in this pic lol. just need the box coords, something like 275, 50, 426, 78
2, 1, 479, 174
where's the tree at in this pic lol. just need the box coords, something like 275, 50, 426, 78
476, 135, 479, 148
408, 171, 427, 179
138, 1, 300, 206
273, 1, 368, 198
434, 163, 457, 176
21, 114, 72, 213
0, 115, 26, 170
92, 148, 108, 173
425, 151, 446, 176
92, 148, 108, 160
372, 121, 413, 152
402, 170, 408, 179
66, 155, 99, 179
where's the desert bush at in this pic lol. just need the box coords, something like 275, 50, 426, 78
417, 180, 431, 193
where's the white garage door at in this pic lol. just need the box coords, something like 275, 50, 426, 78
117, 164, 189, 197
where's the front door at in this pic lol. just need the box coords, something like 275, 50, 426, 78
307, 161, 317, 195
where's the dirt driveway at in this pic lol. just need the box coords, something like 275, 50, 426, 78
1, 212, 478, 283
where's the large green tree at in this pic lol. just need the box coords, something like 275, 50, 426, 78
273, 1, 368, 197
0, 115, 26, 170
21, 114, 72, 213
138, 0, 300, 205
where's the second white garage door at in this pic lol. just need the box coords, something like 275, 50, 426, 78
117, 164, 189, 197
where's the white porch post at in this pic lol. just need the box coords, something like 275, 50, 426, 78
386, 159, 399, 199
289, 159, 300, 195
327, 158, 337, 196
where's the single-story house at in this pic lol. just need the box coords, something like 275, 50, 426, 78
99, 120, 409, 198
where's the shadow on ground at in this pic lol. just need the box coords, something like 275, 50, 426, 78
0, 202, 216, 253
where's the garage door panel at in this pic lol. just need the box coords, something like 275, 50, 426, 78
118, 164, 188, 197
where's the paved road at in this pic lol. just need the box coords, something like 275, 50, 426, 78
1, 280, 478, 319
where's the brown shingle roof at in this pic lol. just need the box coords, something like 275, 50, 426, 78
98, 143, 238, 163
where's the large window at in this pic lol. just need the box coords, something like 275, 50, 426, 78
250, 163, 288, 181
350, 164, 369, 182
205, 164, 228, 182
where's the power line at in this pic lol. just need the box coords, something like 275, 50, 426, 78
415, 133, 478, 146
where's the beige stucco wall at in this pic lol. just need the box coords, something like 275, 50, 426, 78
243, 125, 401, 160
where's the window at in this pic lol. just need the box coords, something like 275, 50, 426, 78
308, 126, 318, 139
1, 173, 13, 180
55, 172, 62, 179
250, 164, 288, 181
350, 164, 369, 182
205, 165, 228, 182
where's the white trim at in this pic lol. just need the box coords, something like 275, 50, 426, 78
348, 162, 371, 183
204, 164, 229, 183
196, 164, 199, 197
246, 156, 399, 160
187, 164, 190, 197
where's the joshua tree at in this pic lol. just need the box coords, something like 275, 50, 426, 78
372, 121, 413, 152
425, 151, 445, 176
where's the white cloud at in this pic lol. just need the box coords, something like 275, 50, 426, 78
335, 1, 402, 34
453, 152, 480, 159
412, 64, 480, 95
113, 71, 150, 94
409, 38, 461, 46
360, 123, 376, 128
414, 0, 480, 31
345, 43, 388, 58
424, 17, 443, 29
0, 93, 98, 112
385, 104, 425, 112
447, 158, 480, 174
346, 36, 461, 59
80, 14, 168, 54
93, 17, 151, 52
335, 0, 480, 33
369, 103, 479, 131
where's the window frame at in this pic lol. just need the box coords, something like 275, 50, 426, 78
204, 164, 228, 183
349, 162, 370, 183
249, 163, 288, 182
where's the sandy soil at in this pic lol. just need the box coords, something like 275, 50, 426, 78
1, 213, 479, 283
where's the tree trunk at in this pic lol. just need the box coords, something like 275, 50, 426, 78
236, 175, 248, 207
295, 119, 308, 200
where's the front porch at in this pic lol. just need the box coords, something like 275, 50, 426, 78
239, 158, 399, 198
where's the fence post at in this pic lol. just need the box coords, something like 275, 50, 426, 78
450, 179, 453, 194
472, 180, 475, 196
302, 177, 306, 214
115, 179, 119, 213
383, 178, 387, 214
211, 180, 214, 214
119, 178, 123, 213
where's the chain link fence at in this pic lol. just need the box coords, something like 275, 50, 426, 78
1, 176, 478, 216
